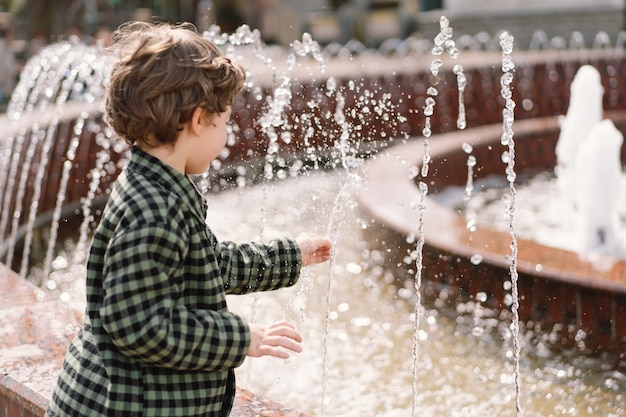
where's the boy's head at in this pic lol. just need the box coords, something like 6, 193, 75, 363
105, 21, 245, 148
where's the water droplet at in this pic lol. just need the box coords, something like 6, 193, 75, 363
353, 317, 371, 327
499, 31, 515, 54
506, 168, 517, 182
446, 40, 459, 58
471, 326, 484, 337
470, 254, 483, 265
503, 293, 513, 306
476, 292, 487, 302
346, 263, 362, 274
421, 158, 430, 177
337, 302, 350, 312
326, 76, 337, 92
429, 59, 443, 75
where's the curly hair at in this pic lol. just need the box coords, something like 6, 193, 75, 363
105, 21, 246, 147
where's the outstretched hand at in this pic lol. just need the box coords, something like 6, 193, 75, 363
247, 321, 303, 359
296, 233, 332, 266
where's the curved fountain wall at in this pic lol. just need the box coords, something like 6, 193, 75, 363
6, 48, 625, 242
358, 114, 626, 357
2, 42, 626, 416
354, 49, 626, 358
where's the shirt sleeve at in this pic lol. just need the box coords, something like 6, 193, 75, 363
99, 220, 250, 372
214, 236, 303, 295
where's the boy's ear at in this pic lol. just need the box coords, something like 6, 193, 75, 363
189, 106, 206, 136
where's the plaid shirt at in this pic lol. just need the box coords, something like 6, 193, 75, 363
46, 147, 302, 417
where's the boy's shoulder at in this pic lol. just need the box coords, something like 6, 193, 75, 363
111, 167, 187, 223
103, 148, 207, 231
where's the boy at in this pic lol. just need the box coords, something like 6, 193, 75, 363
46, 21, 332, 417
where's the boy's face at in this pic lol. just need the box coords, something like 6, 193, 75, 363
186, 106, 231, 175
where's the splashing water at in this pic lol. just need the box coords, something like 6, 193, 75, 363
412, 15, 465, 417
7, 17, 626, 417
463, 142, 475, 201
410, 180, 427, 417
455, 64, 467, 130
461, 142, 482, 261
321, 172, 361, 417
205, 27, 363, 396
499, 30, 522, 417
0, 41, 111, 276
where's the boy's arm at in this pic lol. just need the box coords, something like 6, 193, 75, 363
100, 221, 250, 371
215, 236, 303, 295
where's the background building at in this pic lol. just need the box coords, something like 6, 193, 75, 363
0, 0, 624, 65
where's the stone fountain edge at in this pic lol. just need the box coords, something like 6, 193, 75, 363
0, 259, 310, 417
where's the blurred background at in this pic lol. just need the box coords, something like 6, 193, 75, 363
0, 0, 624, 108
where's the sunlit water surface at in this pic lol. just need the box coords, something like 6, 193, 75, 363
33, 170, 625, 417
436, 171, 626, 260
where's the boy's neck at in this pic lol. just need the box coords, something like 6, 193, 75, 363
139, 143, 187, 175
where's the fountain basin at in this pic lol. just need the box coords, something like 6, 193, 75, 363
357, 113, 626, 358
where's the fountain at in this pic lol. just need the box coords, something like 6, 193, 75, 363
353, 41, 626, 413
554, 64, 604, 209
1, 18, 626, 417
552, 64, 625, 257
573, 118, 624, 255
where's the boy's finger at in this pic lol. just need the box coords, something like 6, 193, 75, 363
269, 325, 303, 343
262, 335, 302, 355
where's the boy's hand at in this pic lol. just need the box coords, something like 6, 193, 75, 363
247, 321, 303, 359
296, 233, 332, 266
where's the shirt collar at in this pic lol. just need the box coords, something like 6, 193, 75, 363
127, 146, 208, 222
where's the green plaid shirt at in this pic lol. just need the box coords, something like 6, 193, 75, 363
46, 147, 302, 417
